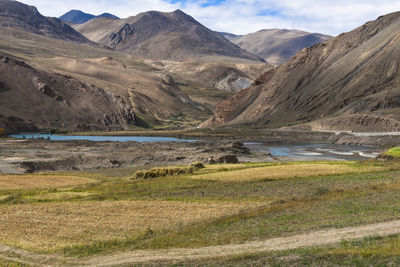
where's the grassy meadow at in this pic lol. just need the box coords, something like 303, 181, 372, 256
1, 159, 400, 265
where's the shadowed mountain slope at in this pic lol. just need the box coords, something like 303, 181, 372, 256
224, 29, 332, 65
73, 10, 264, 62
0, 0, 90, 43
0, 53, 135, 133
204, 12, 400, 132
59, 10, 119, 24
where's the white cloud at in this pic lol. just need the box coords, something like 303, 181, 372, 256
16, 0, 400, 35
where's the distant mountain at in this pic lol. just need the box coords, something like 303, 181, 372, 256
0, 0, 90, 43
225, 29, 332, 65
203, 12, 400, 132
73, 10, 264, 62
59, 10, 119, 24
217, 32, 242, 39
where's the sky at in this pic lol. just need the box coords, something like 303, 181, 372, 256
17, 0, 400, 36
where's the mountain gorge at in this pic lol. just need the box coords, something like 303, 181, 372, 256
204, 12, 400, 131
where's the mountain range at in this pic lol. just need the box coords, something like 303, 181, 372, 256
59, 10, 119, 24
73, 9, 264, 62
204, 12, 400, 132
222, 29, 332, 65
1, 0, 399, 133
0, 0, 90, 43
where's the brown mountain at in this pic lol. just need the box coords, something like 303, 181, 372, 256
0, 53, 134, 133
224, 29, 332, 65
73, 10, 264, 62
0, 0, 90, 43
0, 1, 220, 131
204, 12, 400, 132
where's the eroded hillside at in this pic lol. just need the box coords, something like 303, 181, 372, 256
204, 12, 400, 132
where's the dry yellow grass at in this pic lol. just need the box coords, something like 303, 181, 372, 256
190, 164, 386, 182
0, 175, 96, 190
0, 200, 265, 251
28, 191, 95, 200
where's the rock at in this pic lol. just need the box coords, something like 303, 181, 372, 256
0, 81, 6, 92
108, 24, 135, 47
37, 83, 57, 98
207, 157, 216, 164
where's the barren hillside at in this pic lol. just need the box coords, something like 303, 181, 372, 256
204, 12, 400, 132
74, 10, 264, 62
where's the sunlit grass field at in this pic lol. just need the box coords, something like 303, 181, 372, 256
385, 146, 400, 157
189, 162, 386, 182
0, 174, 96, 190
1, 160, 400, 264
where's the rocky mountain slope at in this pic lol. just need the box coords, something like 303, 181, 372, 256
204, 12, 400, 132
0, 53, 135, 133
73, 10, 264, 62
152, 61, 271, 92
59, 10, 119, 24
223, 29, 331, 65
0, 0, 90, 43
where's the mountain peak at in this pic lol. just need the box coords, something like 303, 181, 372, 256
0, 1, 90, 43
74, 8, 263, 62
59, 10, 119, 24
173, 9, 185, 15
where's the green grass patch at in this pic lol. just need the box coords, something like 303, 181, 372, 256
385, 147, 400, 157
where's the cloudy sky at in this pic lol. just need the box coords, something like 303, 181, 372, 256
18, 0, 400, 36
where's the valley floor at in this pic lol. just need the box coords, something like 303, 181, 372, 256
1, 135, 400, 266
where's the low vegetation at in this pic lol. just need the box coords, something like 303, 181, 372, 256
132, 163, 205, 180
132, 166, 197, 179
1, 160, 400, 264
0, 174, 96, 190
173, 234, 400, 266
189, 162, 386, 182
0, 200, 263, 251
385, 146, 400, 157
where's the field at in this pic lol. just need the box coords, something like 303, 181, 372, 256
0, 174, 96, 190
1, 159, 400, 265
189, 162, 386, 182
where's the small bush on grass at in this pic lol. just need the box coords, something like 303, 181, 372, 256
190, 162, 206, 169
132, 166, 197, 180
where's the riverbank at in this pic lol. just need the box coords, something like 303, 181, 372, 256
0, 138, 385, 174
60, 127, 400, 147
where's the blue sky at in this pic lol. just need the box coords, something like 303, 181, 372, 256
18, 0, 400, 36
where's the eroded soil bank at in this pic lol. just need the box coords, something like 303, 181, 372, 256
0, 129, 394, 174
0, 139, 258, 174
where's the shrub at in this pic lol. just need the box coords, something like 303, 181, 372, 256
190, 162, 206, 169
132, 166, 198, 180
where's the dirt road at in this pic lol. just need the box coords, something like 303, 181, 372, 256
84, 219, 400, 266
2, 219, 400, 266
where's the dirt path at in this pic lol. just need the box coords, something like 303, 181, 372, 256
2, 220, 400, 266
84, 219, 400, 266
